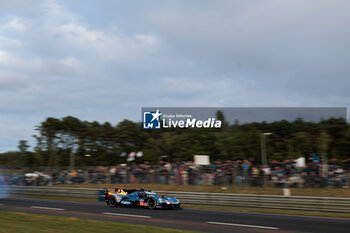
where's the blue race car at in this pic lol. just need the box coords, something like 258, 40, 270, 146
104, 188, 181, 209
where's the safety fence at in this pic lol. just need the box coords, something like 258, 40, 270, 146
1, 186, 350, 213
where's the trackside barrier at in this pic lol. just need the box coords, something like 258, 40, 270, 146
1, 186, 350, 213
1, 186, 99, 199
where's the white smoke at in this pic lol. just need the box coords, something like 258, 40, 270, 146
0, 174, 11, 198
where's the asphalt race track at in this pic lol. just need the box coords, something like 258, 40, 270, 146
1, 197, 350, 233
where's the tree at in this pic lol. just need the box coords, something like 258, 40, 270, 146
35, 117, 61, 166
18, 140, 36, 167
18, 140, 29, 153
17, 115, 349, 167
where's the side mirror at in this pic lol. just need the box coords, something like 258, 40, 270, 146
161, 195, 165, 198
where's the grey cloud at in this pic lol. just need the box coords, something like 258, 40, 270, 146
0, 0, 349, 151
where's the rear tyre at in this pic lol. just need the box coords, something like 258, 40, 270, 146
147, 198, 157, 209
109, 196, 118, 207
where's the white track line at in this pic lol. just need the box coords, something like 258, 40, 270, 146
30, 206, 65, 211
0, 203, 3, 206
207, 221, 279, 230
102, 212, 151, 219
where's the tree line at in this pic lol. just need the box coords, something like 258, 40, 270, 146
0, 113, 349, 167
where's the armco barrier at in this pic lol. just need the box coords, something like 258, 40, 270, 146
1, 186, 350, 213
155, 191, 350, 213
1, 186, 99, 200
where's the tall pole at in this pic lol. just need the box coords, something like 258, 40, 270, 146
320, 131, 330, 178
261, 133, 272, 188
70, 148, 75, 171
69, 140, 76, 171
261, 134, 266, 165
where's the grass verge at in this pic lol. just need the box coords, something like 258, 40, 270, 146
0, 210, 200, 233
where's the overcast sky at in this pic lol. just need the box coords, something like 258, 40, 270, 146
0, 0, 349, 152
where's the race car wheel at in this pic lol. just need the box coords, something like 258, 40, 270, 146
109, 196, 118, 207
147, 198, 157, 209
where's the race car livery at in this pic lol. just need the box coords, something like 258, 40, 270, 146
104, 188, 181, 209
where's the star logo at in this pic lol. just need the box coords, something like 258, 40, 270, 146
151, 109, 162, 122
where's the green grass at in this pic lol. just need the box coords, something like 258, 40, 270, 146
0, 210, 201, 233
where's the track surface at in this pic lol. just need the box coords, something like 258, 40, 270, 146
0, 197, 350, 233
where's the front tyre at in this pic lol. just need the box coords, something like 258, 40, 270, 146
109, 196, 118, 207
147, 198, 157, 209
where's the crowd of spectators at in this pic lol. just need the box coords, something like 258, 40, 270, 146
1, 156, 350, 188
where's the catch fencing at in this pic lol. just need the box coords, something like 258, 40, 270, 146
2, 185, 350, 213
